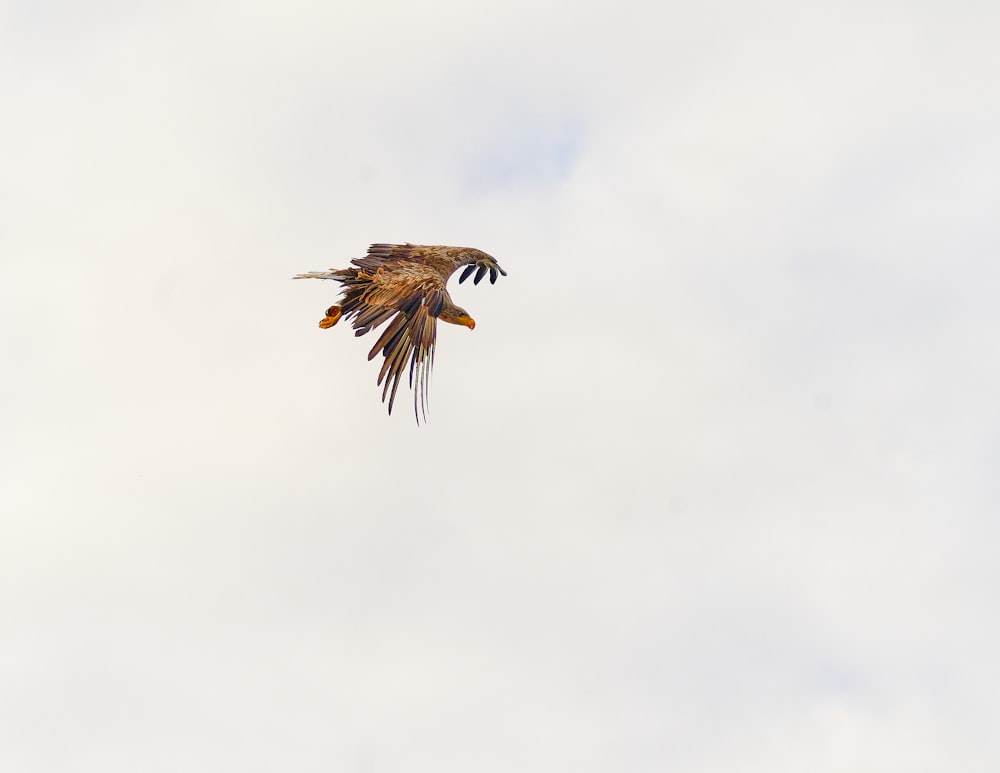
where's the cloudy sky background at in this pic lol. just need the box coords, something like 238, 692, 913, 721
3, 0, 1000, 770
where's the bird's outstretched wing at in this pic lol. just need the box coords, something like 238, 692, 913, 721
457, 256, 508, 285
365, 286, 446, 424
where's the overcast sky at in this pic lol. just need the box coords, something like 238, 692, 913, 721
3, 1, 1000, 771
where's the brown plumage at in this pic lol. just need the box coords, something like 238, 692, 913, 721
295, 243, 507, 423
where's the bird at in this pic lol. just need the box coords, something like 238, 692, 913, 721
295, 243, 507, 423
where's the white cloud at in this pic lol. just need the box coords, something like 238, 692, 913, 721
2, 0, 1000, 771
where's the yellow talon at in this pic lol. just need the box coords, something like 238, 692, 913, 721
318, 305, 342, 329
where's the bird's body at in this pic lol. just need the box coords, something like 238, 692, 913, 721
295, 243, 506, 422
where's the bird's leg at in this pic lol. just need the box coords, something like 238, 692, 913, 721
319, 305, 342, 329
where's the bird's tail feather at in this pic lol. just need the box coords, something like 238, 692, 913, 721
293, 271, 340, 280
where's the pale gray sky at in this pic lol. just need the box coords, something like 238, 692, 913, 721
3, 1, 1000, 771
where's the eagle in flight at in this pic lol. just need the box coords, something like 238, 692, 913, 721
295, 243, 507, 423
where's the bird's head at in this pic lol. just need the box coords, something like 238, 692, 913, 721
439, 304, 476, 330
